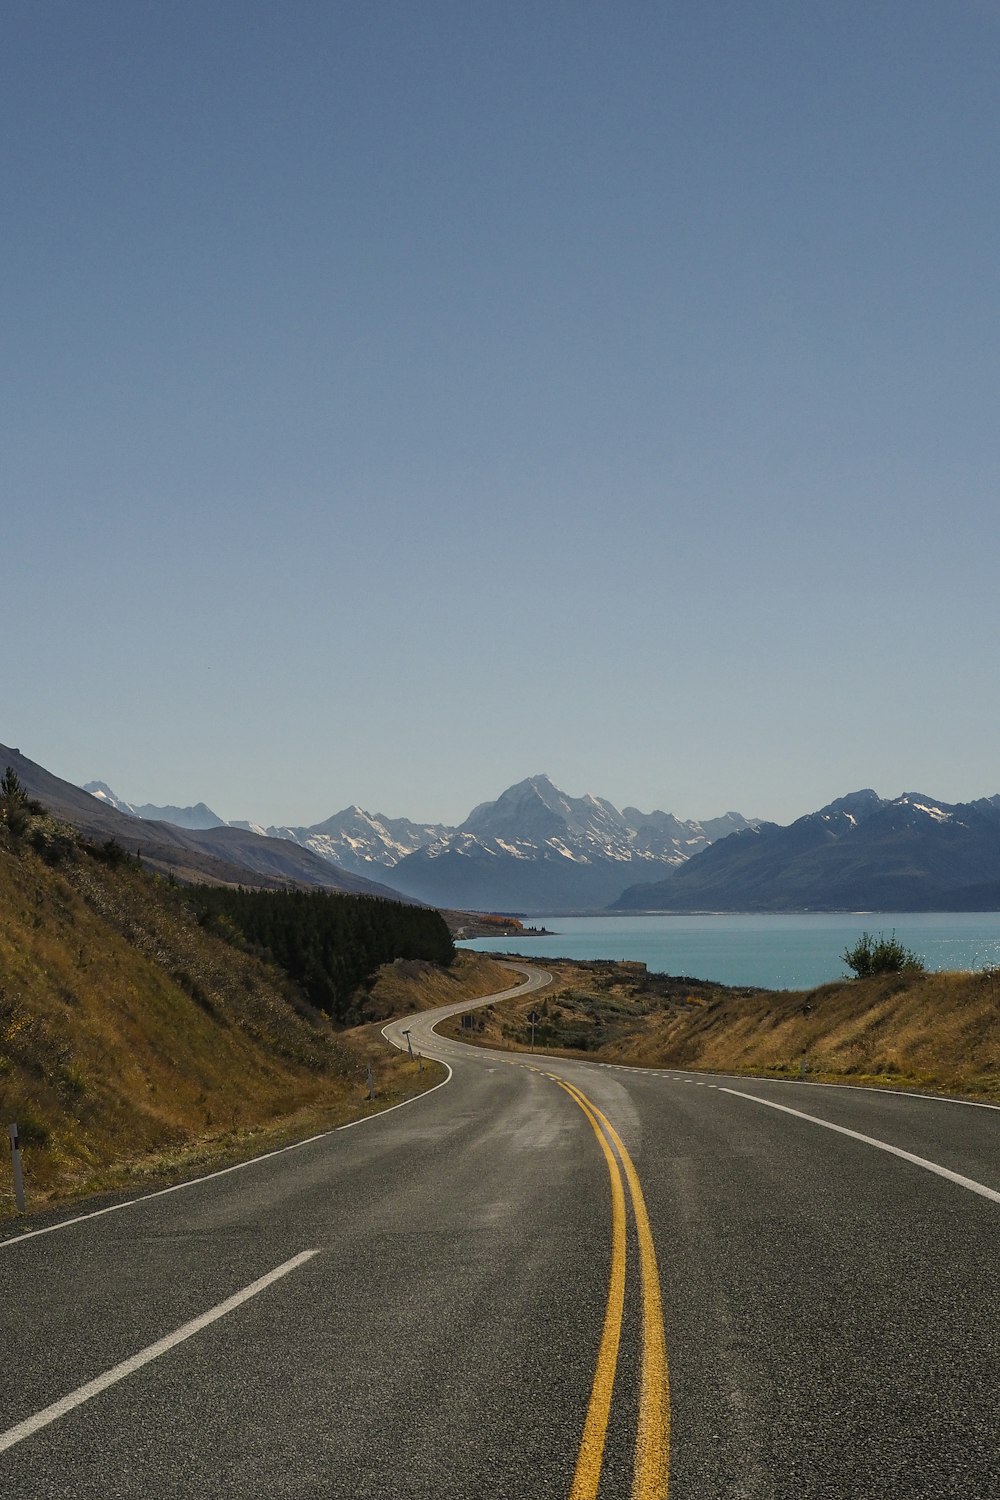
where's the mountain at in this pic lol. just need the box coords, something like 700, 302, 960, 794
612, 790, 1000, 912
253, 806, 449, 879
76, 766, 755, 909
2, 745, 409, 898
384, 775, 756, 911
84, 782, 226, 829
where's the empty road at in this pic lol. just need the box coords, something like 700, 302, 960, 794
1, 964, 997, 1497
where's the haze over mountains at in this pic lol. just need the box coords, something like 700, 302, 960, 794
85, 782, 227, 830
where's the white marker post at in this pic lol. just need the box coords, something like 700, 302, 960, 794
366, 1065, 375, 1101
8, 1124, 25, 1214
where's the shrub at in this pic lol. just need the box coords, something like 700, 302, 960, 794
0, 766, 43, 838
842, 930, 924, 979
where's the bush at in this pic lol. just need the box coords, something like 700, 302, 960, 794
0, 766, 44, 838
843, 930, 924, 979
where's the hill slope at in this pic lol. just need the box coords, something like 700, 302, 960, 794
0, 813, 503, 1215
2, 744, 406, 896
0, 829, 355, 1206
451, 958, 1000, 1100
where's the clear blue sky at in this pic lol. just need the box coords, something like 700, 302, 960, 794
4, 1, 999, 827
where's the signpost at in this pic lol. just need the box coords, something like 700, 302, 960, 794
527, 1010, 540, 1053
8, 1123, 25, 1214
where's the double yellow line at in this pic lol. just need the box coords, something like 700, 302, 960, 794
553, 1076, 670, 1500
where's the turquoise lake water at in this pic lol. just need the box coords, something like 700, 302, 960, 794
456, 912, 1000, 991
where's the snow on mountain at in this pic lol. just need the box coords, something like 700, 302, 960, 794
613, 789, 1000, 912
84, 783, 225, 830
451, 775, 751, 868
83, 781, 137, 816
386, 775, 758, 910
83, 772, 757, 910
256, 806, 450, 879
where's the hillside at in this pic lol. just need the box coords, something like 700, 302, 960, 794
0, 795, 503, 1216
445, 958, 1000, 1100
614, 789, 1000, 912
2, 743, 406, 897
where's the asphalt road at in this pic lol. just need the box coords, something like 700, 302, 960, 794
1, 963, 997, 1498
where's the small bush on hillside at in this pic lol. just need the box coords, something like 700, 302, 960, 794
843, 930, 925, 979
29, 821, 79, 867
88, 837, 131, 868
1, 766, 44, 839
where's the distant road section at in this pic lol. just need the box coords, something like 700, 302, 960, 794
2, 962, 997, 1497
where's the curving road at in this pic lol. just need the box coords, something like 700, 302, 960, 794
1, 962, 997, 1498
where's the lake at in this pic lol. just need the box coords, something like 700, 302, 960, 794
456, 911, 1000, 991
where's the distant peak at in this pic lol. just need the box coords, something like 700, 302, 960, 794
819, 789, 883, 818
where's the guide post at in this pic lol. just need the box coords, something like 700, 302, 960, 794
8, 1123, 25, 1214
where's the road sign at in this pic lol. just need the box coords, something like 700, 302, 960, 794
527, 1010, 540, 1024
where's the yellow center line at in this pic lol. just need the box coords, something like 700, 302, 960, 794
551, 1078, 628, 1500
559, 1079, 671, 1500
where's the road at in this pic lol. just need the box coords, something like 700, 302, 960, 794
1, 963, 997, 1498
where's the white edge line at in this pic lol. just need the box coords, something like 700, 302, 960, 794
777, 1078, 1000, 1112
561, 1059, 1000, 1113
440, 984, 1000, 1116
1, 966, 544, 1251
2, 1066, 456, 1252
719, 1087, 1000, 1205
0, 1249, 319, 1453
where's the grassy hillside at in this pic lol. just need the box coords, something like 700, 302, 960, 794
0, 810, 506, 1218
445, 958, 1000, 1101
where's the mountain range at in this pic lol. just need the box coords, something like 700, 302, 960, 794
84, 770, 756, 911
29, 747, 1000, 914
85, 782, 227, 830
380, 776, 756, 910
613, 789, 1000, 912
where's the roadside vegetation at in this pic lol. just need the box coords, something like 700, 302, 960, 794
444, 956, 1000, 1102
0, 781, 504, 1218
187, 884, 454, 1024
842, 929, 924, 978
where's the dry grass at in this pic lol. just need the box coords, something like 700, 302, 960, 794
0, 831, 507, 1219
444, 958, 1000, 1101
359, 951, 518, 1019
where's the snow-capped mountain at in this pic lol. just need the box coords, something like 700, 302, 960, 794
258, 807, 450, 879
83, 771, 756, 911
613, 789, 1000, 912
84, 782, 226, 830
385, 775, 757, 910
